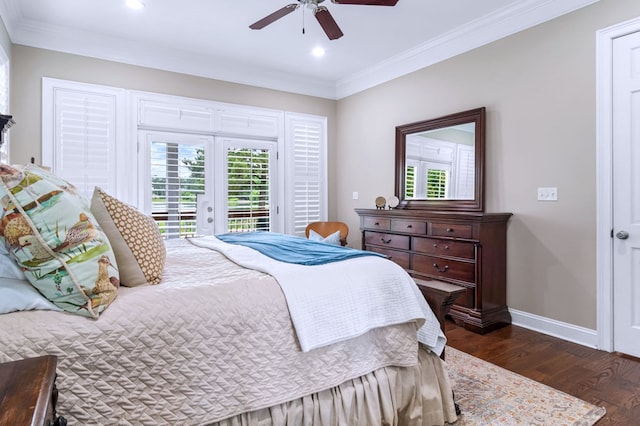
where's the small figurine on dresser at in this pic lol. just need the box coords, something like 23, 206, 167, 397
375, 196, 386, 210
387, 195, 399, 210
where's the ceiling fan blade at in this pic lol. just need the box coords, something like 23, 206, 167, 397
330, 0, 399, 5
249, 4, 299, 30
314, 6, 344, 40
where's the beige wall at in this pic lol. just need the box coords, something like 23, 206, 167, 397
8, 46, 338, 217
336, 0, 640, 329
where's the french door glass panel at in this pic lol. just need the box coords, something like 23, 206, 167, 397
222, 138, 276, 233
141, 131, 211, 239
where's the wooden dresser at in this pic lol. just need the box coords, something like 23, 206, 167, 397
0, 355, 66, 425
355, 208, 512, 334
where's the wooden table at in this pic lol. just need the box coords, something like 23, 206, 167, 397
0, 355, 66, 425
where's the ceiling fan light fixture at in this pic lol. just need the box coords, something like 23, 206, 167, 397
126, 0, 145, 10
312, 46, 326, 57
249, 0, 398, 40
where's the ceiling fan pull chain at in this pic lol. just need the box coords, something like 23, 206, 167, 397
302, 6, 306, 35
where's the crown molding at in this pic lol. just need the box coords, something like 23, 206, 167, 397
8, 17, 339, 99
2, 0, 598, 100
335, 0, 600, 98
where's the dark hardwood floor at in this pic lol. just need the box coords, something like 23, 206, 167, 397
444, 320, 640, 425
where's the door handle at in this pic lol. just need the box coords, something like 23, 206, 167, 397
616, 230, 629, 240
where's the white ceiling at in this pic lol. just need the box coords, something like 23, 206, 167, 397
0, 0, 598, 99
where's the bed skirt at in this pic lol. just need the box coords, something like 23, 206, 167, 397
212, 347, 457, 426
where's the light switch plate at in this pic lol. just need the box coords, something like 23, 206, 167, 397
537, 187, 558, 201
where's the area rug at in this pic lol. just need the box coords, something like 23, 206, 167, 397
445, 347, 606, 425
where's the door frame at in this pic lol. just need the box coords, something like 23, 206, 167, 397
595, 16, 640, 352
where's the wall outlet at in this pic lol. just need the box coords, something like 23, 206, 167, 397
537, 187, 558, 201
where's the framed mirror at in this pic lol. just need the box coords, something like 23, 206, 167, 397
395, 107, 485, 211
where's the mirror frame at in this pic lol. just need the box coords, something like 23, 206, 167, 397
395, 107, 485, 212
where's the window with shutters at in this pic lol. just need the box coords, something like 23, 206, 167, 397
142, 133, 277, 238
42, 78, 126, 200
0, 45, 9, 163
426, 167, 449, 199
42, 80, 327, 239
455, 144, 475, 200
224, 141, 275, 233
138, 131, 211, 239
151, 141, 205, 238
285, 113, 326, 238
405, 162, 417, 198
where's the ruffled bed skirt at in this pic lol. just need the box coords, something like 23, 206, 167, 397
213, 347, 457, 426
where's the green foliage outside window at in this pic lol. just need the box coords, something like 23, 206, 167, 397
426, 169, 447, 199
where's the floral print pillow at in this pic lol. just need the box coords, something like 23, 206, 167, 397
0, 163, 119, 318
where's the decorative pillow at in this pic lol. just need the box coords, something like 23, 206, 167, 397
0, 277, 62, 314
90, 187, 165, 286
0, 163, 119, 318
308, 229, 341, 246
0, 243, 26, 280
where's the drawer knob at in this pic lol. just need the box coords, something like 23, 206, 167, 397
444, 245, 450, 250
433, 243, 438, 248
446, 228, 454, 233
433, 263, 449, 273
407, 224, 413, 229
381, 237, 392, 244
375, 222, 380, 226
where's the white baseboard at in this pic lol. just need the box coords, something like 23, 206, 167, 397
509, 309, 599, 349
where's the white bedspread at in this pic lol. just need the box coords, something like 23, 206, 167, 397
188, 235, 446, 355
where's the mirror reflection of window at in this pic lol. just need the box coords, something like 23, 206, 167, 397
404, 123, 475, 200
405, 163, 416, 198
426, 168, 448, 199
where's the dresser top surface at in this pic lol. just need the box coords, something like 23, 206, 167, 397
355, 208, 512, 222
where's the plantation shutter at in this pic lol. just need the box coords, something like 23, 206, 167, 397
224, 140, 275, 233
455, 144, 475, 199
42, 79, 125, 200
285, 114, 326, 237
426, 167, 448, 198
405, 162, 417, 198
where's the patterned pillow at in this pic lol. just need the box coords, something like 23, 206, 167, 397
0, 164, 119, 318
90, 187, 165, 286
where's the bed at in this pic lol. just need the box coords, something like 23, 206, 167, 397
0, 164, 458, 425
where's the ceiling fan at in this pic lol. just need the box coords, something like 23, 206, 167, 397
249, 0, 399, 41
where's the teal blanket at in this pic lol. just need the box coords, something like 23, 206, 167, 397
216, 232, 385, 266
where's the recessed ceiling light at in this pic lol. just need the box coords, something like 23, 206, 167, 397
126, 0, 145, 10
312, 47, 325, 58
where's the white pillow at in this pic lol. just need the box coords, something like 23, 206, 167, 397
308, 229, 341, 246
0, 277, 62, 314
0, 244, 26, 280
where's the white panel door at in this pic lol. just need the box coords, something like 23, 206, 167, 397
612, 31, 640, 357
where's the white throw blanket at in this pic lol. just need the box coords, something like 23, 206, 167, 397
189, 236, 446, 355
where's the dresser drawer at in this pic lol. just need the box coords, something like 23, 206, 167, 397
364, 231, 410, 250
429, 222, 473, 239
413, 237, 475, 259
362, 216, 391, 231
412, 254, 475, 284
367, 246, 410, 269
391, 219, 426, 235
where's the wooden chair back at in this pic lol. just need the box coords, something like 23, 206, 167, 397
304, 221, 349, 246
